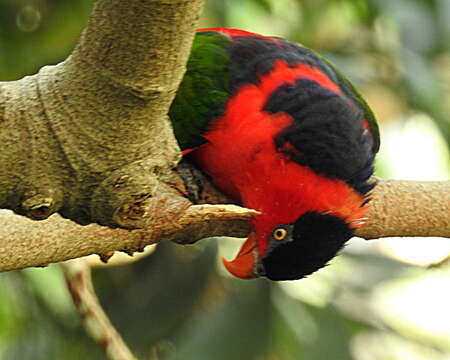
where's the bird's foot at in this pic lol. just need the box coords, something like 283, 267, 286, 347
174, 160, 206, 204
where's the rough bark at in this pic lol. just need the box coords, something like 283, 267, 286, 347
358, 179, 450, 239
0, 0, 204, 226
0, 170, 257, 271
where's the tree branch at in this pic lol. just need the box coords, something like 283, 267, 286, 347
0, 0, 204, 226
0, 0, 448, 274
0, 171, 256, 272
63, 259, 138, 360
357, 178, 450, 239
1, 176, 448, 272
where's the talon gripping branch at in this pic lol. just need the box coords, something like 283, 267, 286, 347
169, 28, 380, 281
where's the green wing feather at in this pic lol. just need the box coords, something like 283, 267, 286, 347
169, 31, 232, 150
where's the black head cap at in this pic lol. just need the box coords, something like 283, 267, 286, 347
261, 212, 354, 281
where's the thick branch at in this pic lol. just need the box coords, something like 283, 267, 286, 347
356, 179, 450, 239
0, 171, 256, 272
0, 177, 448, 272
0, 0, 204, 226
73, 0, 200, 100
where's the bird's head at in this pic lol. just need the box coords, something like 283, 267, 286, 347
223, 211, 356, 280
222, 162, 368, 281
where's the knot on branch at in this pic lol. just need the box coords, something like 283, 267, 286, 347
21, 191, 62, 220
90, 158, 169, 228
14, 179, 64, 221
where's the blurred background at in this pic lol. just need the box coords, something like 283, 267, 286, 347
0, 0, 449, 359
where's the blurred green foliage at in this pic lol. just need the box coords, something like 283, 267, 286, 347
0, 0, 449, 359
0, 0, 92, 80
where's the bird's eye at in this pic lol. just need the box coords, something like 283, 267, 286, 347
273, 228, 288, 241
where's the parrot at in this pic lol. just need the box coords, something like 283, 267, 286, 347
169, 28, 380, 281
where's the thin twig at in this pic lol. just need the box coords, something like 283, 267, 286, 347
62, 259, 138, 360
427, 254, 450, 269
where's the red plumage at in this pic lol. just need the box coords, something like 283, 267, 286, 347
189, 60, 367, 257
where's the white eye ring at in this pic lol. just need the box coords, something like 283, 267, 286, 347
273, 228, 288, 241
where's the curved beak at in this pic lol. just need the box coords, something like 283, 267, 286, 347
222, 232, 261, 279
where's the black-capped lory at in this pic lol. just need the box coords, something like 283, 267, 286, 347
169, 28, 380, 281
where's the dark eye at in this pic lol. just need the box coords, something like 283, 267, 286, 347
273, 228, 288, 241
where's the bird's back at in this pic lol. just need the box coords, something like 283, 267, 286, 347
169, 28, 379, 198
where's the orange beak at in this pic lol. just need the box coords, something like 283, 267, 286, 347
222, 232, 260, 279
